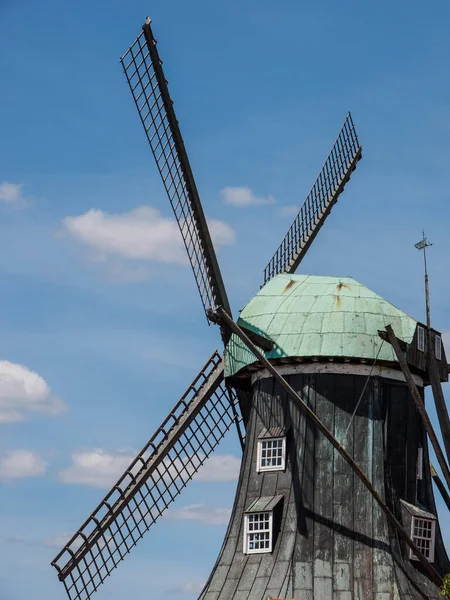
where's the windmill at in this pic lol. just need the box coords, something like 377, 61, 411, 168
51, 17, 450, 600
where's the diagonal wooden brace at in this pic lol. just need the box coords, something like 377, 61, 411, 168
384, 324, 450, 496
427, 350, 450, 467
215, 307, 443, 588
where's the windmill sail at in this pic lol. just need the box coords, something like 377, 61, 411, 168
51, 351, 243, 600
121, 20, 231, 322
263, 112, 362, 284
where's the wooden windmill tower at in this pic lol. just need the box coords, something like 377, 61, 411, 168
51, 17, 450, 600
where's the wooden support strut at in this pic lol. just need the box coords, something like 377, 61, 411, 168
430, 463, 450, 512
427, 348, 450, 467
214, 307, 443, 588
384, 325, 450, 495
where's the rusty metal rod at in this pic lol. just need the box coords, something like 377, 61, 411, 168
384, 325, 450, 495
215, 307, 443, 588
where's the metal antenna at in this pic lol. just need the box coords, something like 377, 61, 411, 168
416, 231, 450, 472
414, 231, 432, 329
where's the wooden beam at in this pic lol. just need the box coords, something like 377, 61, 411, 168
377, 328, 407, 351
239, 325, 274, 351
137, 22, 233, 329
215, 307, 443, 588
384, 325, 450, 495
430, 462, 450, 512
427, 352, 450, 467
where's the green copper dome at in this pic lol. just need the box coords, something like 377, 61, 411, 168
225, 274, 417, 378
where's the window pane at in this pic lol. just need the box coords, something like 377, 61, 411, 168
259, 438, 285, 471
245, 511, 272, 553
418, 326, 425, 352
412, 517, 435, 561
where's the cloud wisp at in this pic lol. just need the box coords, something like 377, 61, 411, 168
57, 449, 133, 489
0, 182, 25, 206
45, 532, 112, 552
45, 533, 84, 550
192, 454, 240, 482
277, 204, 299, 217
0, 450, 47, 480
7, 531, 110, 551
221, 186, 276, 207
62, 207, 188, 265
0, 360, 65, 424
60, 206, 235, 281
58, 449, 241, 489
164, 503, 231, 525
167, 581, 206, 595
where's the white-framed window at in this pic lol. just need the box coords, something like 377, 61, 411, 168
243, 511, 272, 554
257, 437, 286, 472
416, 447, 423, 480
410, 517, 436, 562
417, 325, 425, 352
435, 335, 442, 360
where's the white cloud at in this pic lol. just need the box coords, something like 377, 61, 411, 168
193, 454, 240, 481
61, 206, 235, 272
58, 449, 133, 489
45, 533, 83, 550
278, 204, 299, 217
221, 186, 276, 207
207, 218, 236, 245
0, 450, 47, 479
0, 182, 25, 205
160, 453, 240, 485
58, 449, 241, 489
165, 504, 231, 525
0, 360, 65, 424
45, 531, 112, 552
62, 207, 187, 265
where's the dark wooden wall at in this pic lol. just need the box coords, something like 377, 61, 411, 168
407, 326, 448, 382
198, 372, 448, 600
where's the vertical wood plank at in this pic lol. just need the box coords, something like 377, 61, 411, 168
313, 375, 335, 598
352, 375, 373, 597
333, 374, 355, 596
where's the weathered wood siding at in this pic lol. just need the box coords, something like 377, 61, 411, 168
407, 326, 448, 382
198, 372, 448, 600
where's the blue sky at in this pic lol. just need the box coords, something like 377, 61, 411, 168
1, 0, 450, 598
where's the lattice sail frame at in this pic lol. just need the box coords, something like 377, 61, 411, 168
51, 352, 243, 600
263, 112, 362, 284
120, 21, 231, 322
